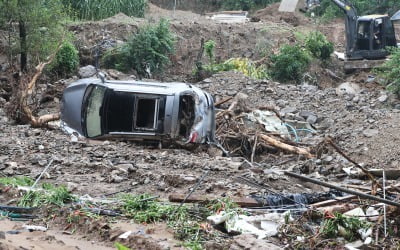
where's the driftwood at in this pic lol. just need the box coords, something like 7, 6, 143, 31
259, 134, 314, 159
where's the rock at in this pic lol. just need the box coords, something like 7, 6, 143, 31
78, 65, 97, 78
395, 104, 400, 110
110, 174, 124, 183
280, 107, 297, 116
115, 163, 136, 173
0, 231, 5, 239
336, 82, 360, 96
299, 110, 316, 119
362, 129, 379, 138
378, 94, 388, 103
306, 114, 318, 124
67, 182, 78, 192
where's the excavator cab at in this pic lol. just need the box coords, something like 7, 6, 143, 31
352, 15, 397, 59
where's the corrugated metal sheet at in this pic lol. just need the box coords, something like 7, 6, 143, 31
279, 0, 299, 12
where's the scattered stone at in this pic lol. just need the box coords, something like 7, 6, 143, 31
362, 129, 379, 138
336, 82, 360, 96
378, 94, 388, 103
78, 65, 97, 78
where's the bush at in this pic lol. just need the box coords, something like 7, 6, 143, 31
51, 41, 79, 76
374, 47, 400, 96
221, 0, 254, 11
62, 0, 147, 20
270, 44, 311, 82
102, 19, 175, 77
305, 31, 334, 60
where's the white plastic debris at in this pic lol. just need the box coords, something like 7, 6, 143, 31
118, 231, 132, 239
365, 207, 380, 222
344, 207, 366, 220
23, 225, 47, 232
207, 211, 291, 239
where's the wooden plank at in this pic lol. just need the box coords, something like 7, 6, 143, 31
168, 194, 260, 207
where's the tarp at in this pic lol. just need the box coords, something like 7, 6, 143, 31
391, 10, 400, 21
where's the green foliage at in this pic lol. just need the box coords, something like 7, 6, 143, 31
120, 194, 186, 223
374, 47, 400, 96
321, 212, 370, 241
18, 184, 76, 207
221, 0, 254, 11
218, 0, 279, 11
62, 0, 147, 20
305, 31, 334, 60
270, 44, 311, 82
204, 40, 216, 63
102, 19, 175, 77
0, 0, 68, 69
115, 242, 130, 250
313, 0, 400, 20
51, 41, 79, 76
0, 177, 34, 187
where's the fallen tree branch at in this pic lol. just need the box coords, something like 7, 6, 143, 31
259, 134, 314, 158
326, 136, 381, 190
18, 43, 63, 127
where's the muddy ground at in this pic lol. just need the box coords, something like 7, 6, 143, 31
1, 2, 400, 250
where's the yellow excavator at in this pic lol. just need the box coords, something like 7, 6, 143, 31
281, 0, 400, 72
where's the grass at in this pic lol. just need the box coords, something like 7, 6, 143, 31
118, 194, 241, 249
18, 184, 76, 208
0, 176, 34, 187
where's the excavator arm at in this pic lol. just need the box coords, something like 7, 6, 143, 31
330, 0, 358, 57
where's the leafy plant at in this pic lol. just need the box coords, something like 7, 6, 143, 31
374, 47, 400, 96
102, 19, 175, 77
321, 212, 370, 241
115, 242, 130, 250
204, 40, 216, 63
62, 0, 147, 20
51, 41, 79, 76
305, 31, 334, 60
270, 44, 311, 82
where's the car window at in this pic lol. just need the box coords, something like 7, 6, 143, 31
85, 85, 106, 137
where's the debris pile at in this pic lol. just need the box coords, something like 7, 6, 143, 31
215, 92, 314, 160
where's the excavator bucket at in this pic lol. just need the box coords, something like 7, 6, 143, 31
279, 0, 299, 12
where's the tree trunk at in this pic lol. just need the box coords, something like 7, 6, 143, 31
19, 20, 27, 72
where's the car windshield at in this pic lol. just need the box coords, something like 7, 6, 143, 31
85, 85, 106, 137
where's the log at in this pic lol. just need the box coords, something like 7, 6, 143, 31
259, 134, 314, 158
168, 194, 260, 207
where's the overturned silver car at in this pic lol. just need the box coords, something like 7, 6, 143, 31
61, 78, 215, 144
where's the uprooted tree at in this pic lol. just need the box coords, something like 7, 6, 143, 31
0, 0, 69, 126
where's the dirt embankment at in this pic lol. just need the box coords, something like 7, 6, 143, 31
71, 3, 345, 82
